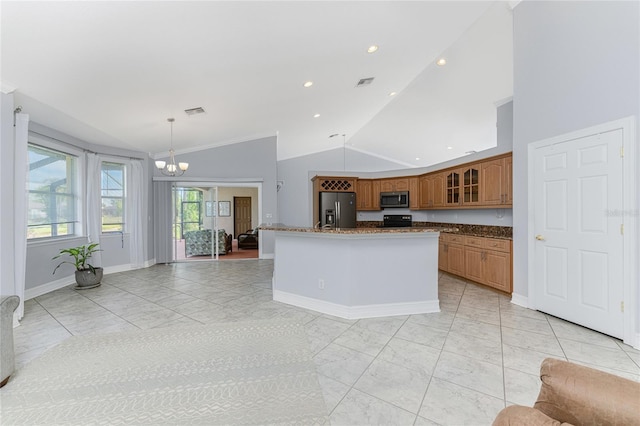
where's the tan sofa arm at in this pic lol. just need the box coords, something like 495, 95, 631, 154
534, 358, 640, 425
493, 405, 562, 426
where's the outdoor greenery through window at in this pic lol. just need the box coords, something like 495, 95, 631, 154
27, 144, 78, 239
101, 162, 125, 233
174, 188, 203, 239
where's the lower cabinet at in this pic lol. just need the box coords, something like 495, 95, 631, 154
439, 233, 512, 293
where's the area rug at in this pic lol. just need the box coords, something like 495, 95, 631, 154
0, 320, 329, 425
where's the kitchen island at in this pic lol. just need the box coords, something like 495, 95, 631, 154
261, 225, 453, 319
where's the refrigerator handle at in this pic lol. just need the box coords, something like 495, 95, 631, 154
335, 201, 340, 227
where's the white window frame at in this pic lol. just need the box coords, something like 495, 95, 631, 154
26, 135, 84, 242
100, 160, 127, 234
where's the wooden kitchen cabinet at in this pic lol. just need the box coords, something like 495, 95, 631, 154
316, 152, 512, 211
356, 179, 380, 211
438, 239, 448, 271
464, 246, 485, 283
484, 249, 511, 292
444, 166, 480, 207
440, 233, 464, 276
419, 172, 445, 209
480, 156, 512, 206
461, 166, 481, 206
445, 171, 461, 207
504, 155, 512, 204
439, 233, 512, 293
379, 178, 410, 193
409, 177, 420, 210
312, 176, 356, 193
418, 153, 512, 210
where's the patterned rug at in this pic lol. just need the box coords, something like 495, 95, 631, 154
0, 321, 328, 425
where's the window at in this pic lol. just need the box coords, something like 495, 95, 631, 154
101, 162, 125, 233
27, 144, 78, 239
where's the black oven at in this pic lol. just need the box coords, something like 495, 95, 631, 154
382, 214, 413, 228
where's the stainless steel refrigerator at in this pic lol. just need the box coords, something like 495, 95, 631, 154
319, 192, 357, 228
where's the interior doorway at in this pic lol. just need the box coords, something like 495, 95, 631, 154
171, 183, 261, 262
234, 197, 252, 236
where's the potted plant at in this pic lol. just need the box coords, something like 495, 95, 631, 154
52, 243, 103, 289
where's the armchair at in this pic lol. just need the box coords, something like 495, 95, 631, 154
1, 295, 20, 387
237, 228, 259, 250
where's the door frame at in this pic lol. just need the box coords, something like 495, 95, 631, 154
172, 179, 263, 260
527, 116, 637, 347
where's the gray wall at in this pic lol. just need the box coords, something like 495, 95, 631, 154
155, 136, 278, 254
512, 1, 640, 301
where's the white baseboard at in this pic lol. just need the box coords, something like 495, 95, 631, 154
510, 292, 528, 308
273, 290, 440, 319
261, 253, 275, 260
630, 333, 640, 350
25, 259, 157, 301
25, 276, 75, 300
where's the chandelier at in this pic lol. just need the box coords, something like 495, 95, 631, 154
155, 118, 189, 176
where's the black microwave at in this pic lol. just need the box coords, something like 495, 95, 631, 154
380, 191, 409, 208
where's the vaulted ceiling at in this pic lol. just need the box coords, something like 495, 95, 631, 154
1, 1, 513, 168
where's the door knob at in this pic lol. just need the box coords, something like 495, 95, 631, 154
535, 235, 546, 241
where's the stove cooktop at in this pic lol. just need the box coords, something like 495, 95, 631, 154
381, 214, 413, 228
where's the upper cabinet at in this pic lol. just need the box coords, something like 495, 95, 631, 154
461, 165, 481, 206
445, 170, 461, 207
379, 178, 409, 193
312, 176, 357, 193
419, 152, 512, 209
323, 152, 512, 212
408, 177, 420, 210
419, 172, 445, 209
356, 179, 380, 211
480, 156, 512, 206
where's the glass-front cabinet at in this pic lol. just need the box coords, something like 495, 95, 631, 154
462, 166, 480, 205
445, 171, 460, 206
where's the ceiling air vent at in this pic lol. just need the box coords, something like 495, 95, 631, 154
356, 77, 375, 87
184, 107, 206, 116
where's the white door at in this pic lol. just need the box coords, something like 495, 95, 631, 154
533, 129, 624, 338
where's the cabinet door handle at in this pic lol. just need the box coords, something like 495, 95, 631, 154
535, 235, 546, 241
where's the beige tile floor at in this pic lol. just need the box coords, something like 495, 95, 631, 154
12, 260, 640, 425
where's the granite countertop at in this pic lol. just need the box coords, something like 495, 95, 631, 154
438, 231, 513, 240
357, 221, 513, 240
259, 224, 458, 234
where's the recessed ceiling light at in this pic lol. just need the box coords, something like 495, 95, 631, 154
389, 92, 397, 97
313, 113, 320, 118
447, 146, 453, 150
367, 45, 379, 54
436, 58, 447, 66
415, 157, 421, 161
303, 81, 313, 88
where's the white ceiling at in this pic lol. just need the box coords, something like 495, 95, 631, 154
1, 1, 513, 167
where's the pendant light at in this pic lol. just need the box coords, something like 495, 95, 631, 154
155, 118, 189, 176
